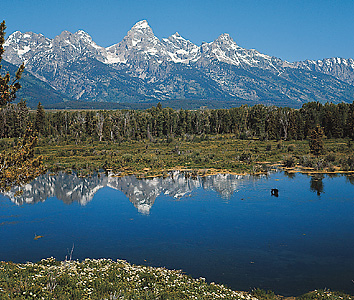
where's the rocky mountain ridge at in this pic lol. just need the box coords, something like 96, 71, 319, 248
3, 20, 354, 108
294, 57, 354, 86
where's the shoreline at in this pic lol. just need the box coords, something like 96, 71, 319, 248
81, 164, 354, 179
1, 258, 353, 300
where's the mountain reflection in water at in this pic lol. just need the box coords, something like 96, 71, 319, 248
3, 172, 257, 214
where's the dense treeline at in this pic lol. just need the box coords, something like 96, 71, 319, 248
1, 101, 354, 142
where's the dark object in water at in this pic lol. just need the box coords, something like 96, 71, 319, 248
271, 188, 279, 197
34, 234, 43, 240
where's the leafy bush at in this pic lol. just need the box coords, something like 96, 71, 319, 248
299, 156, 314, 168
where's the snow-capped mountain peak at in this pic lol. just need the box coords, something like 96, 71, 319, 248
196, 32, 276, 68
3, 30, 22, 46
3, 31, 52, 65
50, 30, 108, 63
125, 19, 157, 45
105, 19, 168, 66
75, 30, 96, 44
171, 32, 183, 39
54, 30, 98, 50
74, 30, 104, 51
216, 33, 237, 44
161, 32, 199, 63
131, 19, 151, 30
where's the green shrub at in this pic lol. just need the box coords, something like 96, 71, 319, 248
297, 289, 353, 300
299, 156, 314, 168
251, 288, 280, 300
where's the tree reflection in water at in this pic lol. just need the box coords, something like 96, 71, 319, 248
345, 174, 354, 185
310, 174, 325, 196
283, 171, 296, 179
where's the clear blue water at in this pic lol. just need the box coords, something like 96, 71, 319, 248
1, 171, 354, 296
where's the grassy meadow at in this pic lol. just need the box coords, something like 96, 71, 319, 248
30, 135, 354, 177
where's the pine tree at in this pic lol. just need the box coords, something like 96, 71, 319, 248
102, 116, 113, 141
17, 99, 29, 136
309, 125, 324, 156
0, 127, 45, 192
34, 102, 45, 134
0, 21, 25, 107
85, 111, 95, 136
0, 20, 44, 192
265, 107, 280, 140
346, 101, 354, 140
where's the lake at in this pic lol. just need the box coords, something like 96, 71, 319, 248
1, 171, 354, 296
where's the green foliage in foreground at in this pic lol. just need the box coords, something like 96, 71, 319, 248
1, 259, 353, 300
252, 288, 354, 300
0, 258, 257, 300
251, 288, 281, 300
297, 290, 353, 300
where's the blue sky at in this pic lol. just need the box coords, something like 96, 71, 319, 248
2, 0, 353, 62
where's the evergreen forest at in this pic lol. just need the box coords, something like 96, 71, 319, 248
1, 100, 354, 177
1, 101, 354, 143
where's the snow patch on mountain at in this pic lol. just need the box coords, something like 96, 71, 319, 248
162, 32, 200, 63
2, 20, 283, 71
132, 20, 150, 30
294, 57, 354, 85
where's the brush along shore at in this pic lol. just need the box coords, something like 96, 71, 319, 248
3, 135, 354, 178
0, 257, 257, 300
17, 136, 352, 178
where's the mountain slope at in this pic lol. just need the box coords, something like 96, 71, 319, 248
1, 60, 72, 107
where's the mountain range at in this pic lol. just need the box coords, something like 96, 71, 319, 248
3, 20, 354, 109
